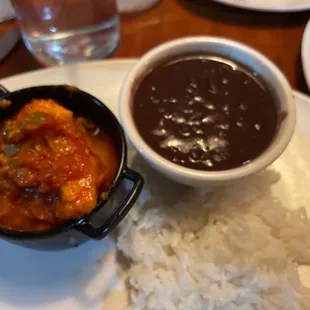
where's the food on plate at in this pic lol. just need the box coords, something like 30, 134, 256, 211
0, 99, 118, 231
117, 166, 310, 309
133, 55, 278, 171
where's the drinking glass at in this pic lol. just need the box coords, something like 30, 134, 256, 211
12, 0, 120, 66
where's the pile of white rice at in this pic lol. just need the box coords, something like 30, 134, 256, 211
117, 160, 310, 309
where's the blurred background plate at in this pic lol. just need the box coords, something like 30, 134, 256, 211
212, 0, 310, 12
302, 19, 310, 92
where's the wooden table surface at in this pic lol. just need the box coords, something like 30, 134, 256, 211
0, 0, 310, 93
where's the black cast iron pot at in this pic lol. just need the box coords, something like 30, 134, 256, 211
0, 84, 144, 249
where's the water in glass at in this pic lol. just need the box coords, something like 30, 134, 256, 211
12, 0, 120, 66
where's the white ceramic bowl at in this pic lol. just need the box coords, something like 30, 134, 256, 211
119, 36, 295, 186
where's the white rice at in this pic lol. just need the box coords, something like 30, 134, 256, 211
117, 160, 310, 309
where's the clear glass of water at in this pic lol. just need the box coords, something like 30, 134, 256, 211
12, 0, 120, 66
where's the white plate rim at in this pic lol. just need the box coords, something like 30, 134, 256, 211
302, 19, 310, 92
0, 58, 137, 87
0, 58, 306, 103
0, 58, 306, 101
212, 0, 310, 12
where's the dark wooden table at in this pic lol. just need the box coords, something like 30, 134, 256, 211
0, 0, 310, 93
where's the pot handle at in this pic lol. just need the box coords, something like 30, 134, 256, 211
0, 85, 9, 96
77, 167, 144, 239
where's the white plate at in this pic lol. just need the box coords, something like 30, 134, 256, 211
302, 19, 310, 91
0, 59, 310, 310
212, 0, 310, 12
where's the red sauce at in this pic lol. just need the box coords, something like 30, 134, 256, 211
0, 99, 118, 232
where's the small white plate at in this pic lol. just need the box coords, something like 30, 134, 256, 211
0, 60, 310, 310
212, 0, 310, 12
302, 19, 310, 91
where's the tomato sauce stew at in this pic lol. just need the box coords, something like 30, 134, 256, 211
0, 99, 119, 232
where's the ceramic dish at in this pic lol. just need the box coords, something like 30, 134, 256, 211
0, 84, 144, 247
302, 19, 310, 92
119, 37, 295, 186
212, 0, 310, 12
